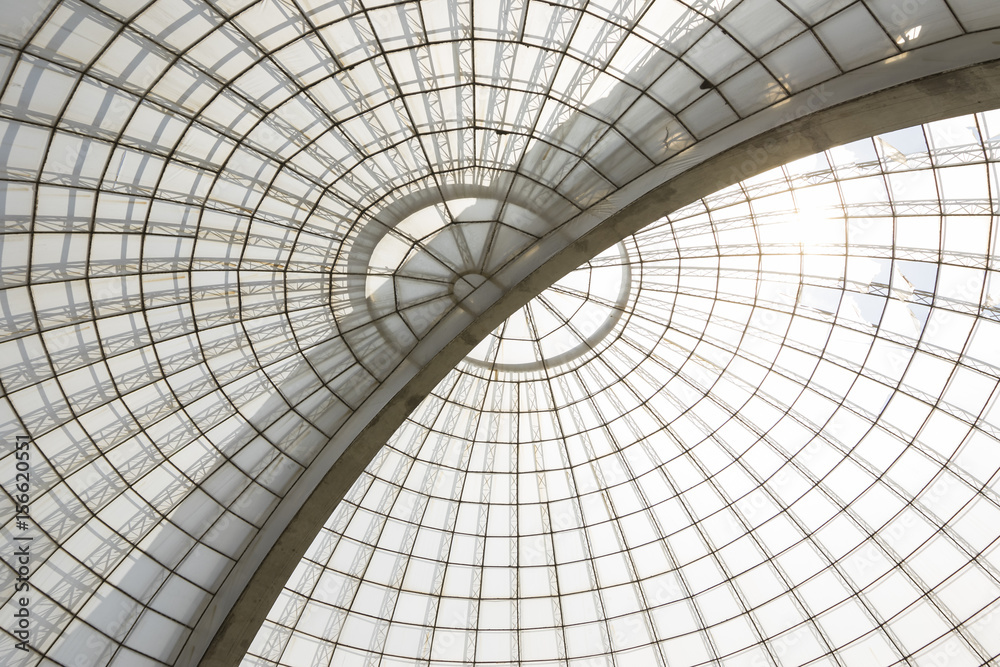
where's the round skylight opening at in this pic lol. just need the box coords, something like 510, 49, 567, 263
463, 242, 634, 374
355, 195, 550, 338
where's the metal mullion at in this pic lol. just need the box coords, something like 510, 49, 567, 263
286, 384, 447, 664
714, 325, 1000, 518
571, 378, 725, 663
659, 383, 902, 663
642, 364, 858, 662
63, 18, 325, 644
132, 5, 389, 446
7, 9, 232, 658
521, 301, 575, 663
572, 264, 801, 661
618, 384, 846, 665
543, 4, 665, 194
414, 323, 504, 662
527, 318, 643, 665
827, 135, 1000, 656
368, 374, 479, 659
465, 329, 509, 662
624, 181, 928, 656
334, 1, 467, 287
573, 362, 718, 667
679, 332, 994, 661
481, 0, 587, 262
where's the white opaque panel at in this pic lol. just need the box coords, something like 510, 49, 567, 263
678, 91, 740, 139
718, 63, 787, 116
782, 0, 856, 22
763, 31, 841, 93
816, 3, 900, 70
683, 26, 755, 84
866, 0, 964, 48
0, 1, 998, 666
31, 2, 118, 65
722, 0, 806, 56
949, 0, 1000, 28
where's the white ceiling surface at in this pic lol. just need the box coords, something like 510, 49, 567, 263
247, 116, 1000, 666
0, 0, 998, 665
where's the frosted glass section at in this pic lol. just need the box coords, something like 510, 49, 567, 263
0, 1, 997, 665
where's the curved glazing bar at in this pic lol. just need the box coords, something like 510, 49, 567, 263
244, 110, 1000, 666
0, 1, 998, 666
462, 242, 633, 374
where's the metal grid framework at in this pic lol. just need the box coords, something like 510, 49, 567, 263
0, 0, 998, 666
247, 116, 1000, 666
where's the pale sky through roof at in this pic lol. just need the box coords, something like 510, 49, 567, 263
1, 1, 1000, 666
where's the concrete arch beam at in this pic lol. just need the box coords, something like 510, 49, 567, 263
191, 48, 1000, 667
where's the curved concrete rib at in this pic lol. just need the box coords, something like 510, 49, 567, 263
193, 57, 1000, 667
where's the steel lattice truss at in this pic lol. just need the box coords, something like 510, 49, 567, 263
249, 119, 1000, 667
0, 1, 999, 666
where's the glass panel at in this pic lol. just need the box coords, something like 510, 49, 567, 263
246, 112, 1000, 666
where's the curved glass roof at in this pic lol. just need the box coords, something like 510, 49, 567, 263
245, 114, 1000, 666
0, 1, 999, 666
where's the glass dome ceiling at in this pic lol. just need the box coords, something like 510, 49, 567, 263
1, 1, 1000, 666
242, 114, 1000, 666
